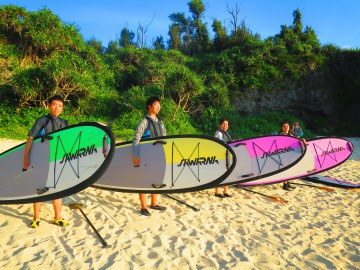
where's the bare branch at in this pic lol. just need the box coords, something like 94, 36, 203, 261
227, 2, 240, 37
137, 15, 155, 48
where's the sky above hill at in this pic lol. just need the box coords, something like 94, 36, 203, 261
2, 0, 359, 49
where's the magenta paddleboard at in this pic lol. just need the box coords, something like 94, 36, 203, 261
218, 135, 306, 186
238, 137, 354, 186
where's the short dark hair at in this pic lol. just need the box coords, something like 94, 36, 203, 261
219, 118, 229, 125
48, 94, 64, 105
146, 96, 160, 110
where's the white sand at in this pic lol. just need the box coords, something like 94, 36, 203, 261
0, 138, 359, 269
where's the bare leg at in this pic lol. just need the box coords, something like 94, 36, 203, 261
139, 194, 147, 209
53, 198, 62, 220
223, 186, 228, 194
33, 202, 42, 220
215, 187, 219, 194
150, 194, 157, 207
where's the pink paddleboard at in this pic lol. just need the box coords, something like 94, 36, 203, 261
218, 135, 306, 186
238, 137, 354, 186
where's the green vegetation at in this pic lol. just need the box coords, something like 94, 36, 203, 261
0, 98, 314, 140
0, 2, 358, 141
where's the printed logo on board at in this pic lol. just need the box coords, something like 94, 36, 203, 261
170, 140, 226, 187
252, 138, 302, 173
60, 144, 98, 164
260, 146, 294, 159
178, 156, 219, 166
313, 141, 348, 169
49, 129, 105, 189
321, 146, 345, 156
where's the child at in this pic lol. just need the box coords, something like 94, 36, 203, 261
133, 96, 167, 216
214, 118, 233, 198
23, 95, 69, 228
279, 121, 296, 191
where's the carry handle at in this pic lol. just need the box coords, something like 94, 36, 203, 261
234, 142, 246, 147
102, 134, 108, 158
153, 140, 167, 145
347, 142, 354, 152
225, 149, 231, 170
41, 135, 53, 143
298, 141, 306, 153
152, 184, 166, 189
36, 187, 49, 195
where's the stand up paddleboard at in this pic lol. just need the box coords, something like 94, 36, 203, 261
302, 174, 360, 188
93, 135, 236, 194
218, 135, 306, 186
238, 137, 354, 186
0, 122, 115, 204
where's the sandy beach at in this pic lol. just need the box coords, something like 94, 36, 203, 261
0, 138, 359, 270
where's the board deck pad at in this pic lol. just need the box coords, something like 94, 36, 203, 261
238, 137, 354, 186
0, 122, 115, 204
219, 135, 306, 186
93, 135, 237, 193
303, 174, 360, 188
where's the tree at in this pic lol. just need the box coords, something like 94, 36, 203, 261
1, 5, 114, 109
226, 3, 253, 48
87, 37, 103, 54
0, 5, 27, 38
152, 35, 165, 50
136, 16, 154, 48
292, 9, 302, 35
119, 27, 135, 48
106, 40, 119, 54
168, 12, 192, 52
188, 0, 210, 53
212, 19, 228, 51
11, 65, 50, 106
0, 6, 84, 63
227, 3, 240, 38
302, 26, 320, 51
168, 24, 182, 51
168, 0, 210, 55
164, 64, 204, 120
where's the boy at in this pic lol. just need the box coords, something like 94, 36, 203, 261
133, 96, 167, 216
23, 94, 69, 228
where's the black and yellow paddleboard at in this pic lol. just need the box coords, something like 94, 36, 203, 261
93, 135, 236, 194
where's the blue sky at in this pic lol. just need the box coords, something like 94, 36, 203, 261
2, 0, 359, 49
